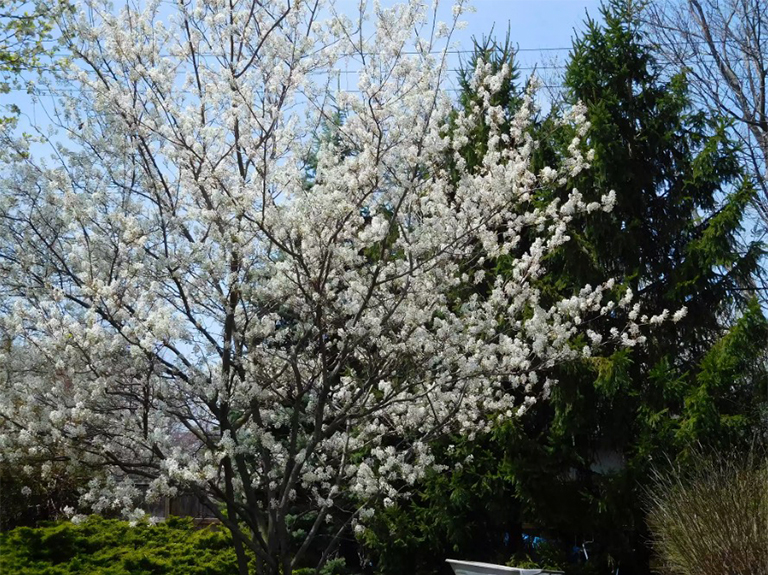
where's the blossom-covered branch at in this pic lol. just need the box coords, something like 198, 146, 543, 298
0, 1, 671, 573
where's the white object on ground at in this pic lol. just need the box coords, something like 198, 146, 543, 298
446, 559, 543, 575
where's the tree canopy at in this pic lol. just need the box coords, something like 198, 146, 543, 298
360, 2, 768, 573
0, 1, 658, 574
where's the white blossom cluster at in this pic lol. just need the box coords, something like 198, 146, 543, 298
0, 0, 678, 572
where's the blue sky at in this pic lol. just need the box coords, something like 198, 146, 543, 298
431, 0, 603, 85
454, 0, 602, 52
323, 0, 605, 97
5, 0, 607, 149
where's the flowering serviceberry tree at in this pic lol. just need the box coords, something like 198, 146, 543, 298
0, 0, 664, 573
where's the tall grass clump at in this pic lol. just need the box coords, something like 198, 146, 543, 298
646, 449, 768, 575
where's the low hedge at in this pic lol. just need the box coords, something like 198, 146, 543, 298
0, 515, 239, 574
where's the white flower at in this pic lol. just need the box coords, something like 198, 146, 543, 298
0, 0, 656, 567
673, 307, 688, 323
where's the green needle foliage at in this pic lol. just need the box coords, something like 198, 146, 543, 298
359, 2, 768, 574
0, 516, 240, 575
1, 514, 360, 575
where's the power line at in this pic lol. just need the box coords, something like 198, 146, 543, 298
38, 36, 756, 61
1, 36, 737, 98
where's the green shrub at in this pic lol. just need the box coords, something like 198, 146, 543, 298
0, 516, 239, 574
293, 557, 352, 575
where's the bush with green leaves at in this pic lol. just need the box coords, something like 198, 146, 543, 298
0, 516, 240, 575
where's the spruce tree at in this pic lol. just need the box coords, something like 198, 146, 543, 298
360, 2, 768, 573
512, 1, 767, 570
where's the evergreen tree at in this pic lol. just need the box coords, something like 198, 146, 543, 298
360, 2, 768, 574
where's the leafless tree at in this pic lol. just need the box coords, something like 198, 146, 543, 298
644, 0, 768, 227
